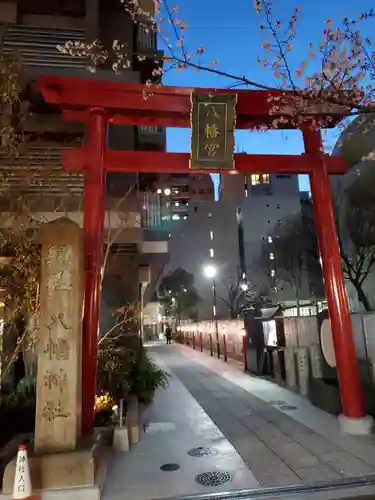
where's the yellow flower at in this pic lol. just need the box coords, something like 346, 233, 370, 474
94, 393, 114, 412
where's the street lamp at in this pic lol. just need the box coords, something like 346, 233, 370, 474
203, 264, 220, 359
204, 264, 216, 279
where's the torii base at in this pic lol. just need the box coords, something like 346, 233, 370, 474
339, 414, 373, 435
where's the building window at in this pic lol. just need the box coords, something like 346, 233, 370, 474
194, 206, 198, 212
271, 269, 276, 277
268, 236, 273, 243
266, 204, 270, 208
210, 248, 214, 258
208, 212, 212, 218
277, 220, 283, 225
270, 253, 275, 260
172, 214, 180, 220
210, 230, 214, 240
276, 175, 291, 179
251, 174, 270, 185
251, 174, 260, 186
276, 204, 280, 209
199, 189, 205, 194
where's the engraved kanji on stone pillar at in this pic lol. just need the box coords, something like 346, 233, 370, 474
35, 218, 84, 453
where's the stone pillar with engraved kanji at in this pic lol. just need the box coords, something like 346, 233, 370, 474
35, 218, 84, 453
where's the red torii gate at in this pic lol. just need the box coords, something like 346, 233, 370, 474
37, 75, 369, 435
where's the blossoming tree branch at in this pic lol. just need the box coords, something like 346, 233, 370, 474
57, 0, 375, 130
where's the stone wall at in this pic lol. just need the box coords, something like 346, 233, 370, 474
282, 313, 375, 416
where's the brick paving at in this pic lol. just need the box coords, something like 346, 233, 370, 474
152, 344, 375, 487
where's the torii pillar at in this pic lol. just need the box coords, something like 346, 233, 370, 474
303, 125, 373, 435
82, 109, 107, 436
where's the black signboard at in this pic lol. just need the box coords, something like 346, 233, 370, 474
190, 93, 237, 170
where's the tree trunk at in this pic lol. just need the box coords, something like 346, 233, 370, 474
353, 281, 372, 311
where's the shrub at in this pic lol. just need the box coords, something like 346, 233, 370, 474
128, 346, 170, 404
96, 336, 135, 402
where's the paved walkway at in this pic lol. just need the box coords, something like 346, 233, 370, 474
154, 343, 375, 487
102, 348, 259, 500
103, 342, 375, 500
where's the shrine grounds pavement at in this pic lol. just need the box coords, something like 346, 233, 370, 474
103, 342, 375, 500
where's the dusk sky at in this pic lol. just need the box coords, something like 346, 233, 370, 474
162, 0, 373, 194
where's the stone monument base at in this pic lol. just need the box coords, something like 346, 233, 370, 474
1, 439, 109, 499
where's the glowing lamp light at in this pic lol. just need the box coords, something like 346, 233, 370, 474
204, 264, 217, 279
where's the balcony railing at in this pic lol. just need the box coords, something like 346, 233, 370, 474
138, 125, 166, 151
1, 24, 87, 68
138, 125, 164, 135
0, 146, 84, 196
137, 22, 156, 53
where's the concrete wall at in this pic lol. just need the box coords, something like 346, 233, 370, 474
180, 319, 245, 359
168, 200, 240, 320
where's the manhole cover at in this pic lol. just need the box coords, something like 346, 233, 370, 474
188, 447, 218, 457
195, 471, 232, 487
269, 400, 286, 406
279, 405, 297, 411
160, 463, 180, 472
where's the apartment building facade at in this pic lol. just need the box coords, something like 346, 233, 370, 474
0, 0, 168, 334
167, 172, 317, 319
155, 173, 214, 221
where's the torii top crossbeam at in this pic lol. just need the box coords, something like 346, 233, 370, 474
38, 75, 346, 129
37, 75, 347, 175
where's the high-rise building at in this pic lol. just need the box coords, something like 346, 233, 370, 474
0, 0, 168, 333
167, 171, 317, 319
155, 173, 214, 221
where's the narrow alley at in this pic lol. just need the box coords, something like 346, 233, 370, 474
103, 343, 375, 500
157, 344, 375, 485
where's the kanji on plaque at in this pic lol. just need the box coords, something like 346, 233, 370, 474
44, 368, 68, 393
35, 218, 83, 453
44, 314, 71, 361
46, 245, 73, 297
190, 93, 237, 170
42, 400, 70, 422
47, 244, 73, 268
